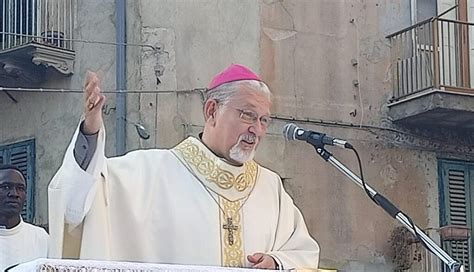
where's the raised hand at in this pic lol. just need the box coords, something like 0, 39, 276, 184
83, 71, 106, 134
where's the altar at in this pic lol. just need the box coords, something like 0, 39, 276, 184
8, 259, 282, 272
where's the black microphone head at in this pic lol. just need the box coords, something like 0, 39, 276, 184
282, 123, 299, 141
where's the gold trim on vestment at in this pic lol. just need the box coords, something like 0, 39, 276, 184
174, 137, 258, 194
220, 197, 244, 267
172, 137, 260, 267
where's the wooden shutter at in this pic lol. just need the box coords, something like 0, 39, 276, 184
11, 145, 32, 221
439, 160, 474, 271
0, 139, 35, 223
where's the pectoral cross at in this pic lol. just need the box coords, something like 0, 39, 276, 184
223, 217, 238, 245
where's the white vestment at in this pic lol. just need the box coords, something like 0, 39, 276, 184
48, 123, 320, 269
0, 219, 49, 271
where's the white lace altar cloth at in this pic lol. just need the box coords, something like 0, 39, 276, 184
8, 259, 279, 272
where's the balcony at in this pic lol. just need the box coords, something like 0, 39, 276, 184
387, 17, 474, 130
0, 0, 75, 87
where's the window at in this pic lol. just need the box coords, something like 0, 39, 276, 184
0, 139, 35, 223
1, 0, 74, 50
439, 159, 474, 271
412, 0, 438, 24
0, 0, 36, 48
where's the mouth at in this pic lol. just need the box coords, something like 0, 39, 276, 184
4, 201, 22, 207
240, 134, 257, 148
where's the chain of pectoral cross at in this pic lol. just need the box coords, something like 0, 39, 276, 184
171, 151, 252, 246
199, 183, 252, 246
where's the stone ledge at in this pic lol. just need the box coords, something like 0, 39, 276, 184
0, 42, 75, 86
388, 89, 474, 130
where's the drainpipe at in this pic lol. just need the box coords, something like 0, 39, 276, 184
410, 0, 416, 24
116, 0, 127, 155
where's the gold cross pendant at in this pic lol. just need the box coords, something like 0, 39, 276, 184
222, 217, 238, 245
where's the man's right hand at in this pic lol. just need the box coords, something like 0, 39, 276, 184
83, 71, 106, 134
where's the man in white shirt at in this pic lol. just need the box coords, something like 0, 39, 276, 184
0, 165, 49, 271
49, 64, 320, 270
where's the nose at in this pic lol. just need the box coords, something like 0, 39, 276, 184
249, 120, 267, 136
7, 187, 20, 198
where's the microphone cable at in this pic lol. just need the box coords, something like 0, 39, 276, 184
348, 145, 435, 256
349, 146, 377, 205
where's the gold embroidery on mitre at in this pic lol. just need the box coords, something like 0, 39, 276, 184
174, 138, 257, 192
220, 198, 244, 267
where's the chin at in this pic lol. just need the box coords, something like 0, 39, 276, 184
229, 150, 256, 164
2, 210, 21, 217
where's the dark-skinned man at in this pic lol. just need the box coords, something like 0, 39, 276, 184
0, 165, 48, 271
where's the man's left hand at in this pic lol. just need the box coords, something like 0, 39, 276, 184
247, 253, 277, 269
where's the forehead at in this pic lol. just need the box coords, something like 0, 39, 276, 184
228, 87, 271, 110
0, 169, 26, 185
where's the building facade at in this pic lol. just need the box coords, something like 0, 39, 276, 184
1, 0, 473, 271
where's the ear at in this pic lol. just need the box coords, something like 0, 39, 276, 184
204, 99, 219, 124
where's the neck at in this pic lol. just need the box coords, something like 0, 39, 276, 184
0, 215, 21, 229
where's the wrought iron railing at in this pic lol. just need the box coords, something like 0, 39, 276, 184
1, 0, 74, 51
388, 18, 474, 102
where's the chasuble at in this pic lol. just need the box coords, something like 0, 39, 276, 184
48, 122, 320, 269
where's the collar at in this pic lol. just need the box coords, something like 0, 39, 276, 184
172, 136, 258, 202
0, 217, 23, 236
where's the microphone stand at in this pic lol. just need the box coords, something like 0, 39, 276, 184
313, 145, 464, 272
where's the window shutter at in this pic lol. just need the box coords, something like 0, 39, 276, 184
11, 145, 32, 221
451, 170, 468, 219
0, 139, 35, 223
439, 160, 473, 271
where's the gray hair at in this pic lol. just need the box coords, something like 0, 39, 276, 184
204, 80, 272, 106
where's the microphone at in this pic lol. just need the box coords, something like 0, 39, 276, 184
282, 123, 353, 149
